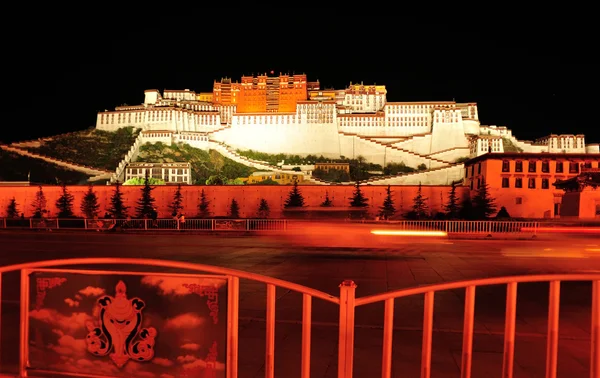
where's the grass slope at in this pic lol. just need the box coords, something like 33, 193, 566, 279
22, 127, 140, 171
0, 149, 92, 184
136, 142, 256, 184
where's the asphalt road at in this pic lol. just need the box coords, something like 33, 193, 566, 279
1, 230, 599, 378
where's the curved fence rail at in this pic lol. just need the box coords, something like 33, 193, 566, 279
0, 259, 598, 378
343, 274, 600, 378
0, 258, 337, 378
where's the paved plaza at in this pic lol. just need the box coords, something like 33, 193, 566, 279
0, 230, 599, 377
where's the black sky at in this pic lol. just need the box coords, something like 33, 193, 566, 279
7, 12, 598, 144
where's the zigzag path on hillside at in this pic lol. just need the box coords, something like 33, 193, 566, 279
0, 145, 112, 180
208, 140, 328, 185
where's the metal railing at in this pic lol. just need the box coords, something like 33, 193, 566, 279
0, 218, 288, 232
342, 274, 600, 378
360, 220, 540, 234
0, 259, 597, 377
0, 258, 338, 378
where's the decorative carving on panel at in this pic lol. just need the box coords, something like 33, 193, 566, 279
86, 280, 157, 367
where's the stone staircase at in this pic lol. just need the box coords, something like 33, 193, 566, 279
207, 140, 328, 185
359, 135, 453, 165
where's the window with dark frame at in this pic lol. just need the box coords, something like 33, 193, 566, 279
478, 163, 481, 174
542, 161, 549, 173
556, 161, 564, 173
542, 178, 549, 189
502, 177, 509, 188
569, 162, 579, 173
528, 161, 536, 173
502, 160, 510, 172
515, 178, 522, 188
515, 161, 523, 172
528, 178, 536, 189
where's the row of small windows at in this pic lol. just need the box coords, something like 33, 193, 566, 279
501, 177, 550, 189
501, 160, 596, 173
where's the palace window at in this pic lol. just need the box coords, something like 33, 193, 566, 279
542, 161, 550, 173
477, 163, 481, 174
502, 177, 509, 188
502, 160, 510, 172
569, 162, 579, 173
515, 178, 523, 188
528, 178, 536, 189
515, 161, 523, 172
516, 197, 523, 205
542, 178, 549, 189
556, 161, 564, 173
528, 161, 537, 173
584, 161, 592, 168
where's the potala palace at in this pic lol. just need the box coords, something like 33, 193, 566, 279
95, 73, 599, 185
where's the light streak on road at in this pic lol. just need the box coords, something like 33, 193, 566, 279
370, 230, 448, 237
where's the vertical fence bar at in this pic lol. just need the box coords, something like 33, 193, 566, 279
502, 282, 518, 378
545, 281, 561, 378
591, 280, 599, 378
381, 298, 394, 378
421, 291, 435, 378
338, 280, 357, 378
227, 276, 239, 378
0, 272, 2, 363
19, 269, 30, 376
301, 294, 312, 378
266, 284, 276, 378
461, 286, 476, 378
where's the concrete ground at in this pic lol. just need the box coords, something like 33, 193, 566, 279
0, 230, 599, 377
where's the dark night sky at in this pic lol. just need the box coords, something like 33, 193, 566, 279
6, 12, 598, 145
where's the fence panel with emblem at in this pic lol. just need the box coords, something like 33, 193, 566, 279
22, 269, 228, 378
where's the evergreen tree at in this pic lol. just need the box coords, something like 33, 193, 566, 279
444, 181, 460, 219
257, 198, 270, 218
459, 198, 475, 220
6, 197, 19, 218
349, 181, 368, 207
320, 191, 333, 207
136, 172, 156, 218
379, 185, 396, 218
197, 189, 211, 218
55, 183, 75, 218
108, 182, 128, 219
472, 178, 497, 219
229, 199, 240, 218
169, 184, 184, 216
80, 185, 100, 219
284, 181, 305, 208
408, 183, 429, 219
31, 186, 47, 218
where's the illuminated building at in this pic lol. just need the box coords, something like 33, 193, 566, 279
213, 73, 318, 113
315, 162, 350, 173
463, 153, 600, 218
95, 73, 598, 186
124, 162, 192, 184
242, 171, 303, 185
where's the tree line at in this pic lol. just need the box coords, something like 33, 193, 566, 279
4, 177, 505, 221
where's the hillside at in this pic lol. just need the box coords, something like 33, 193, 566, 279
0, 149, 93, 184
136, 142, 257, 184
21, 127, 140, 171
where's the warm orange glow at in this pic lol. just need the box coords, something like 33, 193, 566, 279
523, 227, 600, 234
370, 230, 448, 237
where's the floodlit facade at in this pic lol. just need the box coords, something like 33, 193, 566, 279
124, 162, 192, 184
241, 171, 303, 185
95, 72, 598, 186
463, 153, 600, 219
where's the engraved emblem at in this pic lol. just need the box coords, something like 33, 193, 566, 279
85, 280, 157, 367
